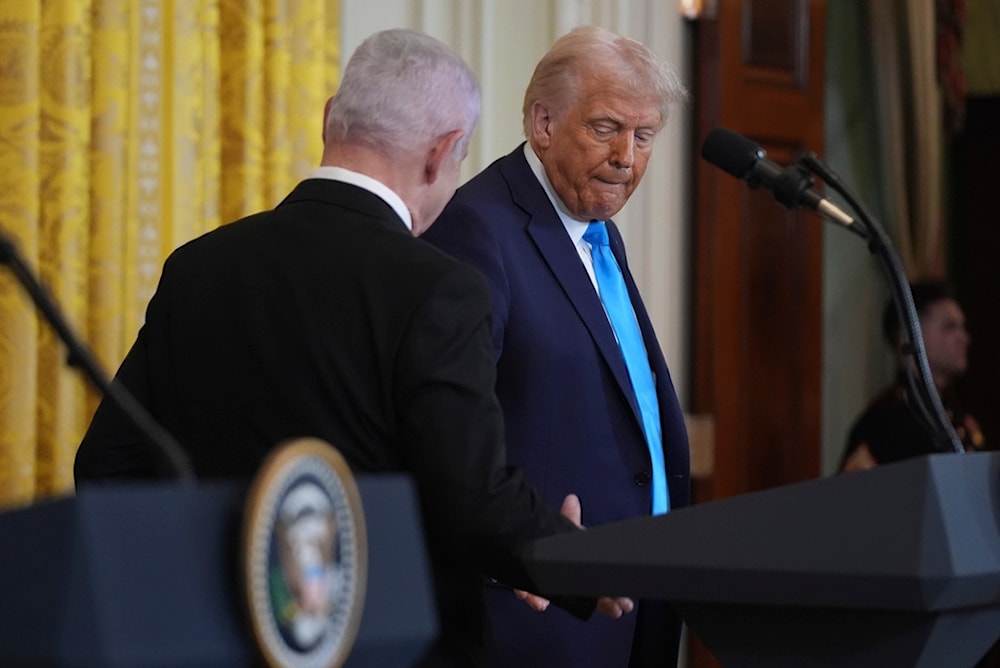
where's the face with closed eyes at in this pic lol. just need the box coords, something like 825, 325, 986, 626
529, 69, 663, 222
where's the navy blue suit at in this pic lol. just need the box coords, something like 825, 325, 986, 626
423, 145, 691, 667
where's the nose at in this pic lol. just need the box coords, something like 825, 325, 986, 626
609, 132, 635, 169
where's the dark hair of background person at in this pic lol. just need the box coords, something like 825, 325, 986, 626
881, 279, 956, 348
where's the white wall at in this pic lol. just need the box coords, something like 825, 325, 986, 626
341, 0, 695, 407
821, 1, 897, 474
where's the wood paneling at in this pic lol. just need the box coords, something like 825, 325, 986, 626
687, 4, 827, 665
691, 0, 825, 505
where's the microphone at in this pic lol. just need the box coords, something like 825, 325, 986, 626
701, 128, 860, 234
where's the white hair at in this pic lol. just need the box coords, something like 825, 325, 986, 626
326, 29, 481, 157
522, 25, 688, 136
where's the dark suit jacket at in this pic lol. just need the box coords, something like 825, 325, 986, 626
423, 145, 691, 667
74, 178, 586, 667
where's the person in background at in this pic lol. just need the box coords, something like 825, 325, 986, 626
422, 24, 691, 668
73, 28, 631, 667
840, 279, 987, 472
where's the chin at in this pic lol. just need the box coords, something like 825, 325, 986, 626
584, 203, 625, 221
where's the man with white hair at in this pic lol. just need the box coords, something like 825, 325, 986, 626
424, 25, 691, 667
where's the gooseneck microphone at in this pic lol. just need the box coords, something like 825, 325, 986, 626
701, 127, 864, 238
700, 126, 964, 455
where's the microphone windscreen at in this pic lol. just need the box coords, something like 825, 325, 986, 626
700, 128, 761, 179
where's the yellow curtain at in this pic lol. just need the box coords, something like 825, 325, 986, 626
0, 0, 339, 510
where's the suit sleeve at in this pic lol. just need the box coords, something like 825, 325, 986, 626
392, 262, 583, 597
421, 202, 510, 360
73, 327, 161, 483
74, 257, 177, 484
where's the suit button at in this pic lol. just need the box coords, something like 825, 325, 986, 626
634, 471, 651, 486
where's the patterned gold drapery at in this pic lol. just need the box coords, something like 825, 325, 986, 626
0, 0, 339, 509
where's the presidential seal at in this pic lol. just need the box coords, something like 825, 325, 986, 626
243, 438, 367, 668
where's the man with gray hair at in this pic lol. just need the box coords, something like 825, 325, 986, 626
75, 28, 628, 666
424, 25, 692, 666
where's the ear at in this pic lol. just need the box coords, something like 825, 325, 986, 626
424, 129, 464, 184
321, 96, 334, 143
529, 101, 554, 149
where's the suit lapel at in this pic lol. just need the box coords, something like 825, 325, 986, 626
500, 149, 642, 422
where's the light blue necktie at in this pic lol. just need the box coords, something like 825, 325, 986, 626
583, 221, 668, 515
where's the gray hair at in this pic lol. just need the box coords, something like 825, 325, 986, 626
522, 25, 688, 136
327, 29, 480, 156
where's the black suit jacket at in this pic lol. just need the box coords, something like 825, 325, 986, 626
74, 178, 583, 666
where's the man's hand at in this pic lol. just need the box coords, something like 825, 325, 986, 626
841, 442, 878, 473
514, 493, 635, 618
514, 586, 550, 612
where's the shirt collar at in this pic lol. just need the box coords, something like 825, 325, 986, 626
523, 143, 592, 246
307, 166, 413, 231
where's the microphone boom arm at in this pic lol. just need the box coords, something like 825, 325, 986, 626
799, 152, 964, 455
0, 230, 196, 481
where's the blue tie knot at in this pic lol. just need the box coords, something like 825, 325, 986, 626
583, 221, 609, 247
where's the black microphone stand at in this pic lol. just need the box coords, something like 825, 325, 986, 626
799, 153, 964, 454
0, 229, 196, 481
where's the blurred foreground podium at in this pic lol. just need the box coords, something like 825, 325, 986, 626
529, 452, 1000, 667
0, 476, 436, 667
4, 454, 998, 667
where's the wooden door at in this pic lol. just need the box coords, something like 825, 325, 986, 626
687, 2, 827, 665
691, 0, 826, 501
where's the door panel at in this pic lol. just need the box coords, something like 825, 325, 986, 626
687, 4, 826, 664
692, 0, 824, 500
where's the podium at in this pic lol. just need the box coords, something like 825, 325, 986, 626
528, 452, 1000, 667
0, 476, 437, 667
5, 454, 998, 666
